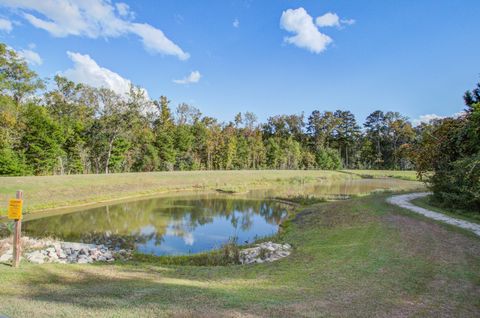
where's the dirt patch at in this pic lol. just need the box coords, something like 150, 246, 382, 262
382, 213, 480, 317
383, 213, 480, 263
164, 308, 259, 318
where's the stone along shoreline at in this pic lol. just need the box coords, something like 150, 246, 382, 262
0, 236, 292, 265
0, 237, 132, 264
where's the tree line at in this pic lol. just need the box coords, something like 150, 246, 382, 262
0, 44, 420, 176
2, 43, 478, 211
411, 83, 479, 211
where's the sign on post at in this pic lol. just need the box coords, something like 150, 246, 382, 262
10, 191, 23, 268
8, 199, 23, 220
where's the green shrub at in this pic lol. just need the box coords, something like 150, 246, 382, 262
430, 153, 480, 211
315, 147, 342, 170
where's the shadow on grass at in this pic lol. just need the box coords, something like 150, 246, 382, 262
7, 264, 276, 312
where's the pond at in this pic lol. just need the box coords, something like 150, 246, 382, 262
22, 196, 288, 256
8, 177, 421, 256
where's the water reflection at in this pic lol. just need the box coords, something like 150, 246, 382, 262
22, 196, 288, 255
9, 177, 422, 255
249, 178, 421, 199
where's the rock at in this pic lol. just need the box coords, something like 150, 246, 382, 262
49, 254, 59, 262
1, 237, 131, 265
0, 250, 13, 263
56, 249, 67, 259
77, 255, 93, 264
67, 256, 77, 263
46, 247, 56, 254
62, 242, 96, 251
26, 250, 46, 264
239, 241, 292, 265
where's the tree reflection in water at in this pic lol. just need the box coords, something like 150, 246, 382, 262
22, 196, 288, 255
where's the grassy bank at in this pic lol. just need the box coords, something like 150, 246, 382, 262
411, 195, 480, 225
0, 193, 478, 317
342, 169, 419, 181
0, 170, 351, 215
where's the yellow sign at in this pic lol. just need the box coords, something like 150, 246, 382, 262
8, 199, 23, 220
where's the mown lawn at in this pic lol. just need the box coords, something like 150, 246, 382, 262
1, 193, 478, 317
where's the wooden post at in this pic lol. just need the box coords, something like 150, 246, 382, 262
12, 190, 23, 268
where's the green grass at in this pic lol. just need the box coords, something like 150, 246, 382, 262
1, 193, 479, 317
0, 170, 352, 215
411, 195, 480, 225
342, 169, 420, 181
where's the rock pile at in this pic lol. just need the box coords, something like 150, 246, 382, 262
0, 237, 291, 266
240, 242, 291, 264
0, 237, 131, 264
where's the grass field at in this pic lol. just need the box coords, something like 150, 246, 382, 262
0, 170, 352, 215
0, 192, 478, 317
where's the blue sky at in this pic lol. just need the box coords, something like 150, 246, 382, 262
0, 0, 479, 125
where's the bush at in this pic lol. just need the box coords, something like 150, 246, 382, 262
430, 153, 480, 211
315, 147, 342, 170
413, 83, 480, 212
0, 147, 25, 176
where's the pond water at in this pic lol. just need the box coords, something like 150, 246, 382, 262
247, 177, 421, 199
22, 196, 288, 256
9, 177, 421, 256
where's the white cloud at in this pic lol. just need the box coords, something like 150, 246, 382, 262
280, 7, 332, 54
18, 49, 43, 65
341, 18, 355, 26
413, 114, 444, 126
0, 0, 189, 60
128, 23, 189, 60
280, 8, 355, 53
412, 112, 467, 126
315, 13, 355, 28
233, 18, 239, 28
183, 232, 194, 246
453, 111, 467, 118
62, 51, 141, 96
315, 12, 339, 27
173, 71, 201, 85
115, 2, 133, 19
0, 17, 12, 32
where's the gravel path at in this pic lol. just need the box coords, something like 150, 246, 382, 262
387, 192, 480, 237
